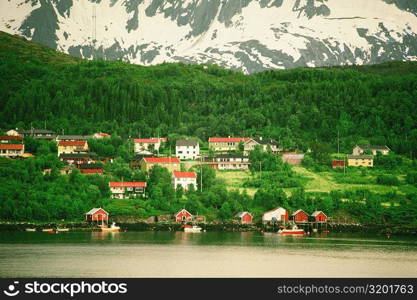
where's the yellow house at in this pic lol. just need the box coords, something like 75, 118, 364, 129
58, 140, 89, 156
347, 155, 373, 167
208, 137, 250, 151
140, 157, 181, 173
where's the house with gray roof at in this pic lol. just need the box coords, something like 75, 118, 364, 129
175, 139, 199, 160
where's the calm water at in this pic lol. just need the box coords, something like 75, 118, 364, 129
0, 231, 416, 277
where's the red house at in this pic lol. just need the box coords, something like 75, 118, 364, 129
311, 211, 327, 222
236, 212, 253, 224
85, 208, 109, 224
291, 209, 309, 223
332, 160, 345, 169
175, 209, 193, 222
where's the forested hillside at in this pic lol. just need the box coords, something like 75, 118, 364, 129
1, 31, 417, 156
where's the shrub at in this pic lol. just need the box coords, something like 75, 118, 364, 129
376, 175, 400, 186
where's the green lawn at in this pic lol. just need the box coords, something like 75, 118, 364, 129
292, 166, 417, 194
216, 170, 257, 196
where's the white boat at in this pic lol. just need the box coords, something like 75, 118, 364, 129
278, 225, 304, 235
57, 228, 69, 232
101, 222, 120, 232
183, 225, 202, 232
25, 228, 36, 232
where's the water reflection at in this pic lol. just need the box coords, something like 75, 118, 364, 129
0, 231, 416, 277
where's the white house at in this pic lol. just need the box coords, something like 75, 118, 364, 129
172, 171, 197, 191
176, 139, 199, 160
205, 154, 250, 170
134, 138, 161, 153
93, 132, 111, 139
244, 137, 280, 155
109, 181, 147, 199
0, 144, 24, 158
352, 145, 390, 156
262, 207, 288, 224
6, 129, 21, 137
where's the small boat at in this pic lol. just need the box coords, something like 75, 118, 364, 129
183, 225, 202, 233
25, 228, 36, 232
42, 228, 54, 232
57, 228, 69, 232
101, 222, 120, 232
278, 225, 304, 235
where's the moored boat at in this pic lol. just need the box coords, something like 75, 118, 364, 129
101, 222, 120, 232
25, 228, 36, 232
183, 225, 202, 232
278, 225, 304, 235
57, 228, 69, 232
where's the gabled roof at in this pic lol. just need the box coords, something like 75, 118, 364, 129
248, 138, 278, 145
19, 129, 55, 134
209, 137, 251, 143
0, 144, 23, 150
81, 169, 103, 174
356, 145, 390, 150
292, 209, 307, 216
143, 157, 180, 164
86, 207, 108, 215
109, 182, 147, 188
0, 135, 23, 140
56, 135, 90, 140
58, 140, 87, 147
263, 206, 287, 214
79, 164, 103, 169
236, 211, 252, 218
175, 208, 192, 216
311, 211, 327, 217
213, 154, 247, 159
59, 153, 93, 159
95, 132, 111, 137
173, 171, 196, 178
176, 139, 199, 147
347, 155, 373, 159
134, 138, 159, 143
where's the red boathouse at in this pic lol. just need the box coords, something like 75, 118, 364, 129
175, 209, 193, 222
86, 208, 109, 223
236, 212, 253, 224
311, 211, 328, 222
291, 209, 309, 223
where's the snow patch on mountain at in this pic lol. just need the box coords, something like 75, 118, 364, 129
1, 0, 417, 73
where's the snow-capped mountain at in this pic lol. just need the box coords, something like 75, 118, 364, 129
1, 0, 417, 73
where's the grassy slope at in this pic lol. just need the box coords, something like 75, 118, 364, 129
216, 171, 257, 196
292, 166, 417, 194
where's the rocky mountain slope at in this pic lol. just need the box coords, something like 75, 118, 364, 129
1, 0, 417, 73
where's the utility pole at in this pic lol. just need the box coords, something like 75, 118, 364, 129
337, 130, 340, 157
200, 156, 203, 192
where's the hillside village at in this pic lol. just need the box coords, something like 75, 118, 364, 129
2, 127, 415, 231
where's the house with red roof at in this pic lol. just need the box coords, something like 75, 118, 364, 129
140, 157, 181, 173
93, 132, 111, 139
0, 135, 23, 144
208, 137, 251, 152
109, 181, 147, 199
0, 144, 24, 158
80, 164, 103, 175
57, 140, 89, 156
291, 209, 309, 223
172, 171, 197, 191
134, 138, 161, 153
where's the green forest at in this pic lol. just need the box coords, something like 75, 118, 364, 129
1, 31, 417, 232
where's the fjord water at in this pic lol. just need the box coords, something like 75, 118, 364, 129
0, 232, 416, 277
